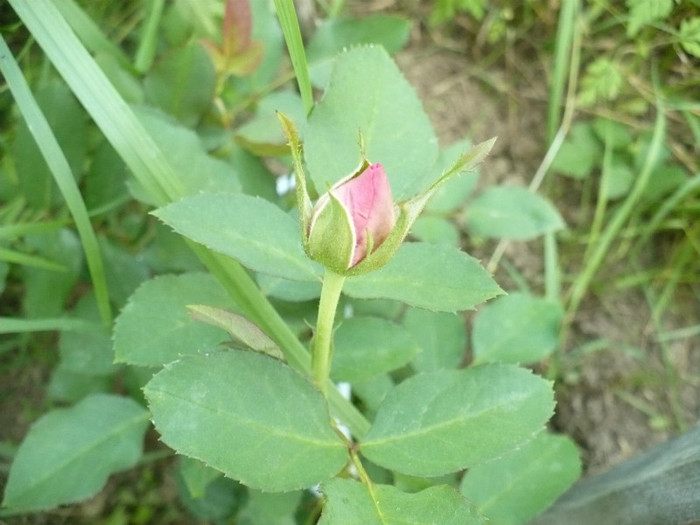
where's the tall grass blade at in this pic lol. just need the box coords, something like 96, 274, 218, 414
566, 99, 666, 320
53, 0, 133, 71
0, 317, 97, 334
274, 0, 314, 115
633, 174, 700, 254
547, 0, 578, 144
134, 0, 165, 73
0, 248, 67, 272
0, 33, 112, 325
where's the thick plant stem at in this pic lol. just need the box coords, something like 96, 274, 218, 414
313, 269, 346, 395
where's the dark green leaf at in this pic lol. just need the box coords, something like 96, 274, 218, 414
472, 293, 563, 365
465, 186, 565, 240
304, 46, 439, 200
13, 82, 87, 209
114, 273, 236, 367
331, 316, 420, 382
319, 478, 488, 525
552, 123, 601, 179
345, 243, 503, 312
237, 490, 303, 525
360, 364, 554, 476
402, 308, 465, 372
135, 106, 241, 198
145, 351, 348, 491
460, 432, 581, 525
307, 16, 412, 87
235, 91, 305, 156
3, 394, 149, 511
153, 193, 321, 282
144, 41, 216, 126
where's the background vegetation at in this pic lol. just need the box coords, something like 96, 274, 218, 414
1, 0, 698, 522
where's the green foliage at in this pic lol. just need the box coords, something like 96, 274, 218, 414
21, 229, 82, 318
472, 293, 563, 365
236, 489, 303, 525
48, 293, 118, 402
306, 15, 412, 87
135, 107, 242, 198
304, 46, 439, 200
578, 58, 624, 107
552, 122, 602, 179
430, 0, 487, 25
465, 186, 565, 240
331, 316, 420, 382
360, 365, 554, 476
145, 350, 348, 492
114, 273, 237, 367
344, 242, 503, 312
235, 90, 306, 155
153, 193, 322, 282
626, 0, 675, 37
402, 308, 466, 372
410, 215, 461, 245
144, 40, 217, 126
0, 0, 635, 522
460, 432, 581, 525
12, 83, 87, 210
320, 478, 488, 524
424, 140, 479, 214
3, 394, 149, 511
678, 17, 700, 57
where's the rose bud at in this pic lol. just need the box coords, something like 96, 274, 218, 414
307, 163, 395, 273
277, 111, 497, 277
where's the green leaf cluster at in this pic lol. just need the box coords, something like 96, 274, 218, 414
0, 2, 584, 524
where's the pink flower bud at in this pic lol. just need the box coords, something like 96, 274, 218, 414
335, 163, 395, 266
308, 163, 396, 272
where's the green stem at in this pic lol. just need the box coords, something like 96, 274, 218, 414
313, 269, 346, 395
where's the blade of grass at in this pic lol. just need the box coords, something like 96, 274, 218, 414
0, 33, 112, 325
657, 324, 700, 343
10, 0, 369, 437
633, 252, 689, 432
632, 174, 700, 256
274, 0, 314, 115
543, 232, 560, 302
651, 240, 694, 322
53, 0, 133, 71
0, 247, 67, 272
0, 317, 97, 334
565, 95, 666, 325
584, 121, 615, 262
547, 0, 578, 144
0, 221, 66, 239
134, 0, 164, 73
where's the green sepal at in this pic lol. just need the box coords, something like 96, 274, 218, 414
308, 191, 356, 273
278, 112, 313, 250
346, 137, 496, 276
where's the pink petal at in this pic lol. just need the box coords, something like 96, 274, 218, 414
335, 163, 395, 266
